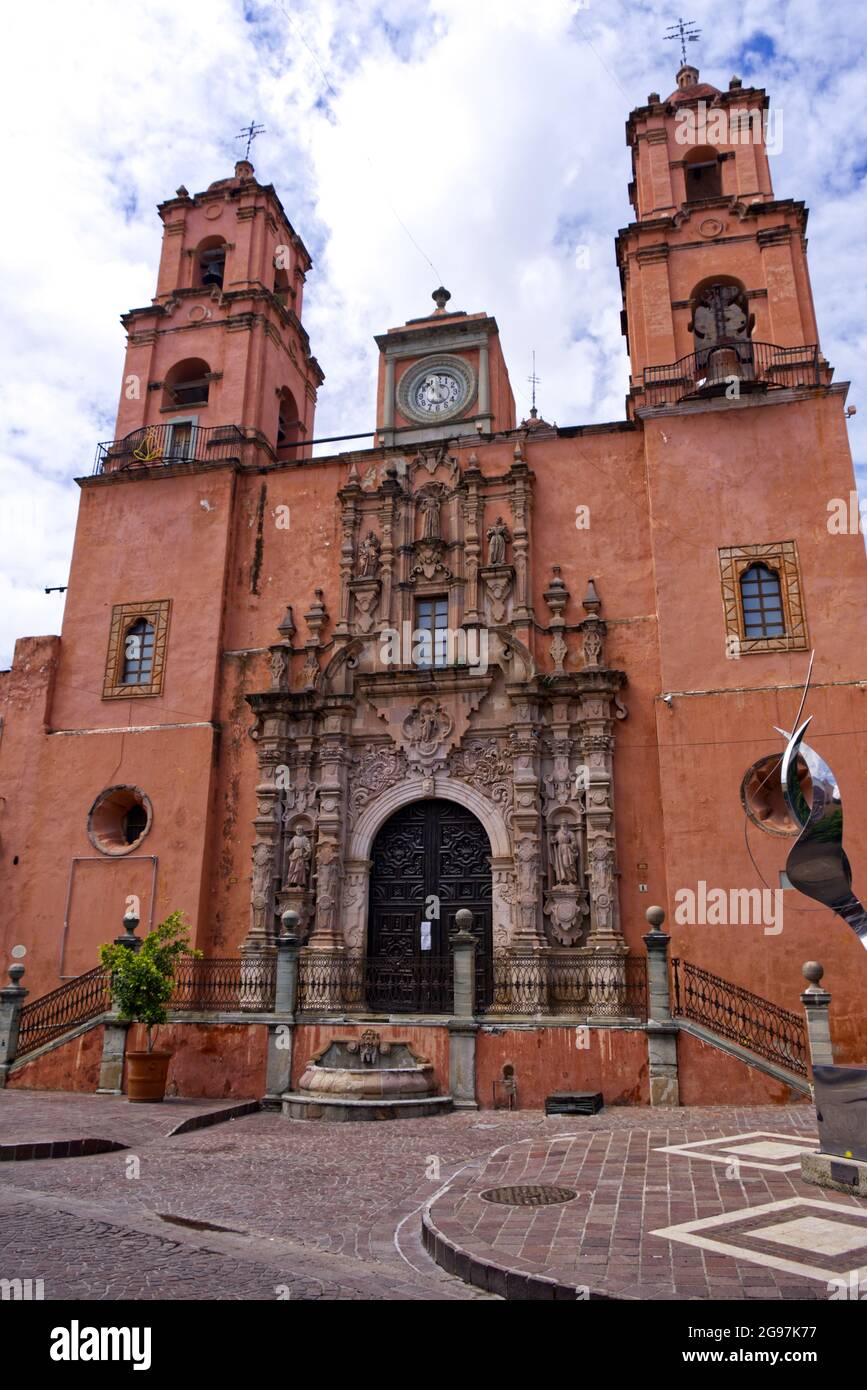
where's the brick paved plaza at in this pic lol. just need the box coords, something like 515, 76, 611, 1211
4, 1092, 865, 1302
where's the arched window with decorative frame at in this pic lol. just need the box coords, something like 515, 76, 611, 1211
121, 617, 156, 684
103, 600, 172, 699
739, 562, 785, 640
719, 542, 808, 656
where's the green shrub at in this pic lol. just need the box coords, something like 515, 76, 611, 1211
99, 911, 201, 1054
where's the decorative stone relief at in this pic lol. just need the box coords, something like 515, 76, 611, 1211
480, 566, 513, 624
402, 698, 454, 758
348, 743, 408, 826
448, 739, 513, 813
269, 645, 289, 692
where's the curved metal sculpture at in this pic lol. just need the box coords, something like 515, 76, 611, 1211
776, 718, 867, 950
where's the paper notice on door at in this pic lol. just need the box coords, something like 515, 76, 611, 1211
420, 920, 432, 951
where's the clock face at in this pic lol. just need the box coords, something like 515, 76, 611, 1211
397, 355, 475, 425
414, 371, 463, 415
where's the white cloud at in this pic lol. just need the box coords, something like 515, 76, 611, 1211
0, 0, 864, 666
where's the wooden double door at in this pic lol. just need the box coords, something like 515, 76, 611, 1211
368, 799, 492, 1012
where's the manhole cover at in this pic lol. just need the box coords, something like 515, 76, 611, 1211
480, 1184, 577, 1207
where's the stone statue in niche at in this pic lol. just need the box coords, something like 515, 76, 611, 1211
418, 492, 441, 540
486, 516, 511, 565
358, 530, 381, 578
251, 840, 273, 934
514, 836, 539, 897
550, 823, 580, 885
285, 827, 312, 887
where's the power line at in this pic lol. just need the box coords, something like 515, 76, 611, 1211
268, 0, 444, 283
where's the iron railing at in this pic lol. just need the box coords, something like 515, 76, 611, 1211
297, 954, 456, 1015
488, 952, 647, 1019
297, 951, 647, 1019
93, 422, 246, 475
16, 966, 112, 1058
639, 341, 822, 409
170, 955, 276, 1012
13, 956, 277, 1059
671, 957, 807, 1076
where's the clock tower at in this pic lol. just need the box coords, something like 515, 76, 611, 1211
374, 286, 516, 445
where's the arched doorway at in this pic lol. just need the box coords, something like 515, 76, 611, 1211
367, 799, 492, 1013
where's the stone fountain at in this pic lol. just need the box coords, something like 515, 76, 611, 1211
283, 1028, 453, 1122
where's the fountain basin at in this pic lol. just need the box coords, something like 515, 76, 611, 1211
282, 1032, 453, 1122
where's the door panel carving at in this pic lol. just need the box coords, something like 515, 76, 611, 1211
368, 799, 492, 1011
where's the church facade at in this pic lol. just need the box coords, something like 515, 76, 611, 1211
3, 64, 865, 1107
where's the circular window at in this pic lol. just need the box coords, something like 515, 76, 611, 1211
740, 754, 810, 837
88, 786, 152, 855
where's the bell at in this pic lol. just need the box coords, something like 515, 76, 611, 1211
200, 256, 224, 288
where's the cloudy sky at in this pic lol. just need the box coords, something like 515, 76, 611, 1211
1, 0, 864, 667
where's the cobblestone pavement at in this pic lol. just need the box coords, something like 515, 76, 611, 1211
3, 1093, 860, 1301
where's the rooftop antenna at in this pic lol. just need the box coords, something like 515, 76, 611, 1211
527, 351, 541, 420
664, 16, 701, 67
236, 119, 266, 161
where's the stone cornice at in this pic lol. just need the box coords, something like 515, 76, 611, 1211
375, 316, 499, 355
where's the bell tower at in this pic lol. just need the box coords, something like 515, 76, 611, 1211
375, 287, 516, 446
109, 159, 323, 465
616, 66, 829, 413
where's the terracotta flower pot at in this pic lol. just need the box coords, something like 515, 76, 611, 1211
126, 1051, 173, 1103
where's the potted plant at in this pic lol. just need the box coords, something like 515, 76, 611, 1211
99, 911, 200, 1103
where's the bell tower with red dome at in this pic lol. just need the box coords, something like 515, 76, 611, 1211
616, 65, 827, 414
109, 159, 323, 466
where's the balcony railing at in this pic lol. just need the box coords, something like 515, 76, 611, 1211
93, 422, 246, 475
638, 341, 823, 409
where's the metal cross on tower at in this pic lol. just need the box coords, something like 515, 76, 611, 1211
527, 352, 541, 420
236, 119, 266, 160
664, 16, 701, 67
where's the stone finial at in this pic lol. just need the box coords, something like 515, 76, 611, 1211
647, 92, 660, 104
304, 589, 328, 643
6, 962, 25, 987
175, 185, 189, 199
115, 910, 141, 951
280, 909, 301, 939
645, 905, 666, 932
432, 286, 451, 314
235, 159, 254, 180
453, 908, 475, 940
278, 605, 296, 641
543, 565, 569, 618
729, 75, 743, 89
802, 960, 825, 990
582, 577, 601, 615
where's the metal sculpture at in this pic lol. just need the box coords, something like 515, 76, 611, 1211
777, 717, 867, 949
741, 650, 867, 950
